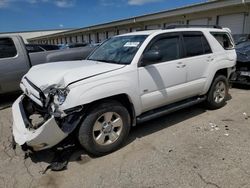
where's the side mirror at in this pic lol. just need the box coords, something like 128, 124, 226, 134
141, 50, 162, 66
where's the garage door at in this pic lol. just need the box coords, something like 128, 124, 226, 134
218, 13, 245, 34
146, 24, 161, 30
90, 33, 95, 43
118, 29, 128, 35
189, 18, 209, 25
108, 31, 115, 38
98, 32, 106, 42
164, 21, 183, 28
83, 35, 88, 43
131, 27, 142, 32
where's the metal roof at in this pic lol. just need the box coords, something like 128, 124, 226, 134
28, 0, 250, 41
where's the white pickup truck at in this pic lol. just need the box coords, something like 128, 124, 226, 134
12, 26, 236, 156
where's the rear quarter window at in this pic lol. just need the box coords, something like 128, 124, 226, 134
210, 32, 234, 50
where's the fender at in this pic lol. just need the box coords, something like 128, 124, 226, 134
61, 78, 142, 116
202, 60, 236, 94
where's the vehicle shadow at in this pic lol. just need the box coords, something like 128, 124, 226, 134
0, 92, 21, 110
127, 104, 206, 145
232, 83, 250, 90
28, 104, 207, 173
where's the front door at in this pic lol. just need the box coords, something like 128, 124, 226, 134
0, 37, 29, 94
138, 33, 187, 112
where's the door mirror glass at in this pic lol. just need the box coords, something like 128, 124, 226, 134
141, 50, 162, 66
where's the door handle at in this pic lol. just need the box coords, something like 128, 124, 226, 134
176, 62, 186, 68
207, 56, 214, 62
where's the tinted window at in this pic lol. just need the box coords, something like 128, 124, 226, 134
26, 45, 44, 53
210, 32, 234, 50
0, 38, 17, 59
148, 36, 180, 62
39, 45, 59, 51
201, 36, 212, 54
183, 33, 212, 57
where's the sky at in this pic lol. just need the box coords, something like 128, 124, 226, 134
0, 0, 206, 33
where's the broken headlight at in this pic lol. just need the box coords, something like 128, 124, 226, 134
47, 88, 69, 117
53, 88, 69, 105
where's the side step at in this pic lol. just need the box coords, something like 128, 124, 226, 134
136, 96, 206, 124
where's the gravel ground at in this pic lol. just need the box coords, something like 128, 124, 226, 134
0, 88, 250, 188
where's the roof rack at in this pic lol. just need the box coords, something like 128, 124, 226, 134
164, 25, 222, 29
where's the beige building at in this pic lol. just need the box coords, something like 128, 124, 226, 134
0, 29, 70, 43
28, 0, 250, 45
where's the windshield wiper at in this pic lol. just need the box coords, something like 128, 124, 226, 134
88, 58, 120, 64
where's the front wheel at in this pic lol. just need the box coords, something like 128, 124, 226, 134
78, 100, 131, 156
206, 75, 229, 110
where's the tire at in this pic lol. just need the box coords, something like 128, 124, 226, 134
78, 100, 131, 156
206, 75, 229, 110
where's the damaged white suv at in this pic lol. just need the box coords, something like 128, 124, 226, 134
12, 27, 236, 156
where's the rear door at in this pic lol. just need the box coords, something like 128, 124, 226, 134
138, 32, 188, 112
181, 31, 213, 96
0, 37, 29, 94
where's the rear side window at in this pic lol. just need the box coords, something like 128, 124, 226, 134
183, 32, 212, 57
148, 36, 180, 62
210, 32, 234, 50
26, 45, 44, 53
0, 38, 17, 59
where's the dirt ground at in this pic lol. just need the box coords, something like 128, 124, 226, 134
0, 87, 250, 188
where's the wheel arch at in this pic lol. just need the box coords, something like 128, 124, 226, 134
203, 68, 230, 94
82, 93, 136, 127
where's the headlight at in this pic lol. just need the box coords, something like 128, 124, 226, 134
51, 88, 69, 106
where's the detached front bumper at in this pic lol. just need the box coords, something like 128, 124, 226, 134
12, 95, 68, 151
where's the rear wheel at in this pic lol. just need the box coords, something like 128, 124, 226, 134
206, 75, 229, 109
78, 100, 131, 156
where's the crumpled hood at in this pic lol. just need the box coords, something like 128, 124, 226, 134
25, 60, 125, 90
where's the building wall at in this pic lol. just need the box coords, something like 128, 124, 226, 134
29, 2, 250, 45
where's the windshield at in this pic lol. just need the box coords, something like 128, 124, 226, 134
88, 35, 148, 64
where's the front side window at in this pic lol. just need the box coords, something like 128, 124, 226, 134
88, 35, 147, 64
210, 32, 234, 50
0, 38, 17, 59
183, 32, 212, 57
147, 36, 180, 62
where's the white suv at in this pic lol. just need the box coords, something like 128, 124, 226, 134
12, 27, 236, 156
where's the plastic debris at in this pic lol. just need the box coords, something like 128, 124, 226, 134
243, 112, 249, 120
224, 133, 229, 136
221, 119, 234, 122
209, 122, 220, 131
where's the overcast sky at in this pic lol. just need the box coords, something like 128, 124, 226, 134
0, 0, 205, 32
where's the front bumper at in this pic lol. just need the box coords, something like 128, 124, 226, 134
12, 95, 68, 151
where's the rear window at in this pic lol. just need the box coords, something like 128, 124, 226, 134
210, 32, 234, 50
183, 32, 212, 57
0, 38, 17, 59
